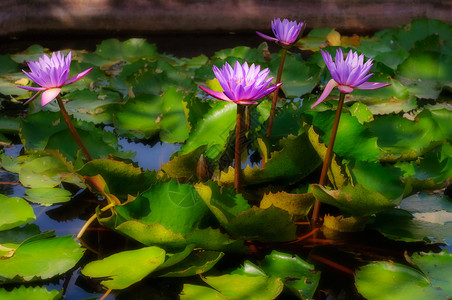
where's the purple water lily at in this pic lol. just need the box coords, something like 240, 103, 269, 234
256, 18, 305, 46
18, 51, 92, 106
312, 48, 389, 108
199, 61, 282, 105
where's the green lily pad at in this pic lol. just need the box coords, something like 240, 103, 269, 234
161, 145, 207, 181
78, 159, 157, 199
19, 154, 82, 188
355, 250, 452, 300
309, 110, 381, 162
218, 133, 321, 186
180, 274, 284, 300
370, 192, 452, 243
269, 52, 320, 97
82, 246, 166, 290
195, 182, 296, 242
259, 250, 320, 299
113, 180, 210, 237
0, 235, 85, 282
349, 102, 374, 124
158, 250, 224, 277
260, 191, 315, 217
24, 187, 72, 206
0, 194, 35, 231
179, 101, 236, 161
0, 286, 62, 300
311, 183, 397, 216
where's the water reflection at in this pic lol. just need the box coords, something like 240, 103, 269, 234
118, 138, 181, 171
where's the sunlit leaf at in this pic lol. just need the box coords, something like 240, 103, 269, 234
370, 192, 452, 243
0, 194, 35, 231
309, 110, 381, 162
219, 133, 321, 186
82, 246, 166, 289
179, 101, 236, 161
158, 250, 224, 277
78, 159, 157, 199
0, 286, 62, 300
181, 274, 284, 300
24, 187, 72, 206
260, 191, 314, 217
259, 250, 320, 299
0, 235, 84, 282
311, 183, 398, 216
355, 250, 452, 300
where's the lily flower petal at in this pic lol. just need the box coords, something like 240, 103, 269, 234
311, 79, 338, 108
199, 86, 234, 102
41, 88, 62, 106
356, 82, 391, 90
64, 67, 93, 85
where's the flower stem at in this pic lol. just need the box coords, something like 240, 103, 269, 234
311, 92, 346, 227
76, 203, 115, 240
235, 104, 245, 193
266, 48, 287, 138
56, 95, 92, 161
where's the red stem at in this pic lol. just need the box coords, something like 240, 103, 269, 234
266, 48, 287, 138
56, 95, 93, 161
235, 104, 245, 193
311, 92, 346, 227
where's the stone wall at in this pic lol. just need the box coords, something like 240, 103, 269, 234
1, 0, 452, 37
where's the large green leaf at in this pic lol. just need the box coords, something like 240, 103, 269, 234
0, 286, 61, 300
0, 235, 84, 282
269, 52, 320, 97
179, 101, 236, 161
113, 87, 190, 142
309, 110, 381, 162
24, 188, 72, 206
82, 246, 166, 289
158, 250, 224, 277
78, 159, 157, 199
196, 182, 296, 242
355, 250, 452, 300
219, 133, 321, 186
0, 194, 35, 231
369, 109, 451, 158
180, 274, 284, 300
311, 183, 397, 216
370, 192, 452, 243
18, 154, 82, 188
259, 250, 320, 299
113, 180, 211, 237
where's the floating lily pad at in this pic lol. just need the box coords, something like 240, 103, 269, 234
179, 101, 236, 161
259, 250, 320, 299
0, 194, 35, 231
370, 192, 452, 243
0, 234, 84, 282
0, 286, 62, 300
158, 250, 224, 277
311, 183, 398, 216
82, 246, 166, 289
24, 187, 72, 206
180, 274, 284, 300
355, 250, 452, 300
